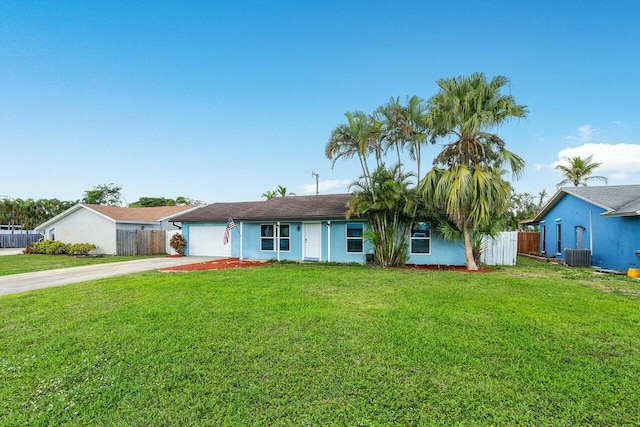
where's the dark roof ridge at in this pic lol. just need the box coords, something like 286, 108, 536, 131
173, 193, 352, 222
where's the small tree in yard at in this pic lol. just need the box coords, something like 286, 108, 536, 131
170, 233, 187, 255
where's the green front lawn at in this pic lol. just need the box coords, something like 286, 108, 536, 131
1, 258, 639, 425
0, 254, 160, 276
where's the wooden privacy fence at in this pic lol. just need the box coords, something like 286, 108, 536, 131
0, 233, 43, 248
481, 231, 518, 266
116, 230, 166, 256
517, 232, 540, 254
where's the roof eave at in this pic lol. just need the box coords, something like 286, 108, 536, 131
601, 211, 640, 218
116, 220, 159, 225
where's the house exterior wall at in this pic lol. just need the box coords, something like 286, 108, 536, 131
46, 208, 116, 254
412, 233, 467, 266
182, 219, 466, 265
539, 194, 640, 271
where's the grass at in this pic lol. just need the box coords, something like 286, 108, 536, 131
0, 254, 160, 276
1, 257, 639, 425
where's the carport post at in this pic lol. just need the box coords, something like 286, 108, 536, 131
327, 221, 331, 262
239, 222, 243, 260
276, 222, 280, 261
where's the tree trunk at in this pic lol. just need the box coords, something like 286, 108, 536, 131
463, 228, 479, 270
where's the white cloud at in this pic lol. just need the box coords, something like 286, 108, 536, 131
533, 163, 545, 171
564, 125, 594, 143
298, 179, 352, 194
552, 143, 640, 182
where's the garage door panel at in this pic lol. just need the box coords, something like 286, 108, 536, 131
189, 226, 231, 257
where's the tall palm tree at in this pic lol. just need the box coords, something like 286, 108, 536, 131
422, 166, 512, 270
401, 96, 429, 182
422, 73, 527, 270
378, 97, 405, 166
378, 96, 430, 182
555, 155, 608, 187
325, 111, 383, 194
427, 73, 527, 176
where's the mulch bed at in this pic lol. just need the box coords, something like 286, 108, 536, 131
160, 258, 490, 273
160, 258, 270, 272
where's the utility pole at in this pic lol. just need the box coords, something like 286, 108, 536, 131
311, 172, 319, 195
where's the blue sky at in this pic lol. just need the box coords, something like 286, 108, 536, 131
2, 1, 639, 204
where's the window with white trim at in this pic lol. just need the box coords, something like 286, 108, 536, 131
410, 222, 430, 254
279, 224, 290, 251
260, 224, 290, 251
346, 223, 364, 253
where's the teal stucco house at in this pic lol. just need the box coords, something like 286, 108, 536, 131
171, 193, 466, 265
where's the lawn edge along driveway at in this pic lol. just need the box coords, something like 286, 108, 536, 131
0, 256, 219, 296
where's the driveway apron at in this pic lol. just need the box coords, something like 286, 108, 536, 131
0, 256, 219, 296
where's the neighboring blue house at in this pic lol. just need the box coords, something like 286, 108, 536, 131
526, 185, 640, 272
171, 193, 466, 265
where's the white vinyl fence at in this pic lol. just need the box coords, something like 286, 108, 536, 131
481, 231, 518, 266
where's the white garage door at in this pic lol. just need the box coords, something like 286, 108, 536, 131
188, 226, 231, 257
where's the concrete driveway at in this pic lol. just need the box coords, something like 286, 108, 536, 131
0, 248, 25, 256
0, 256, 219, 296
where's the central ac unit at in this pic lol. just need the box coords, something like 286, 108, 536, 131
565, 249, 591, 267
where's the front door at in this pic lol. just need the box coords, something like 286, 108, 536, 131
303, 223, 322, 260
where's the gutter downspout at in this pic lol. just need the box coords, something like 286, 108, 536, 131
589, 210, 593, 254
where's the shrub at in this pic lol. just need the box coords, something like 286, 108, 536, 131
69, 243, 97, 255
28, 240, 97, 255
30, 240, 70, 255
169, 233, 187, 255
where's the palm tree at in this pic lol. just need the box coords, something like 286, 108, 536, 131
422, 73, 527, 270
378, 96, 430, 181
378, 97, 405, 166
422, 166, 512, 269
276, 185, 295, 197
325, 111, 383, 194
555, 155, 608, 187
347, 165, 417, 267
261, 190, 277, 200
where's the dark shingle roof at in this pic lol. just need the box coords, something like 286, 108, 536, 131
173, 194, 352, 222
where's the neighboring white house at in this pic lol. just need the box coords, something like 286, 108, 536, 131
34, 204, 198, 255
